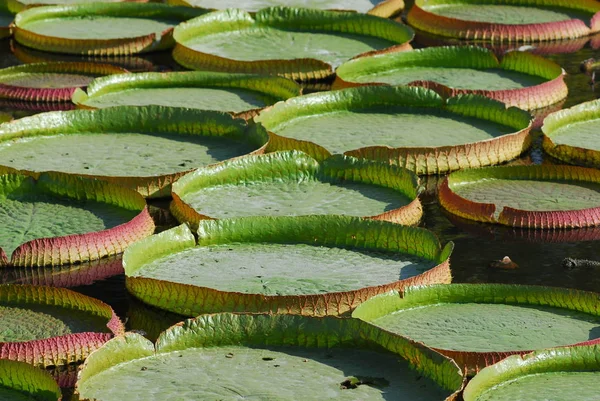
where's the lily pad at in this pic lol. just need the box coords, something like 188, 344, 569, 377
13, 3, 206, 56
75, 313, 464, 400
72, 71, 301, 117
334, 46, 568, 110
124, 217, 453, 316
0, 284, 124, 368
353, 284, 600, 374
406, 0, 600, 42
0, 359, 61, 401
256, 86, 532, 174
173, 7, 414, 81
0, 105, 269, 198
0, 170, 154, 267
463, 344, 600, 401
0, 61, 128, 102
167, 0, 404, 17
439, 165, 600, 228
170, 151, 423, 228
542, 98, 600, 168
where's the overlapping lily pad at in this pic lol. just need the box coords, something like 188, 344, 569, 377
172, 7, 414, 81
170, 151, 423, 228
256, 86, 532, 174
439, 165, 600, 228
13, 3, 206, 56
0, 62, 128, 102
0, 105, 269, 198
353, 284, 600, 374
72, 71, 301, 117
542, 98, 600, 168
0, 170, 154, 267
167, 0, 404, 17
463, 344, 600, 400
406, 0, 600, 42
124, 217, 453, 316
0, 284, 124, 368
75, 313, 464, 400
0, 359, 61, 401
334, 46, 568, 111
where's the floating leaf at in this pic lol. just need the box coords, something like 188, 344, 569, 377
353, 284, 600, 374
13, 3, 206, 56
256, 86, 532, 174
75, 314, 464, 400
0, 105, 268, 198
335, 46, 567, 110
439, 165, 600, 228
171, 151, 422, 229
173, 7, 414, 81
0, 359, 61, 401
124, 217, 453, 316
0, 284, 124, 368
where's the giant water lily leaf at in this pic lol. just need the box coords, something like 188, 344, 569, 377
256, 86, 532, 174
439, 165, 600, 228
542, 98, 600, 168
407, 0, 600, 42
167, 0, 404, 17
173, 7, 414, 81
0, 105, 268, 198
13, 3, 206, 56
463, 344, 600, 401
171, 151, 422, 228
0, 171, 154, 267
335, 46, 567, 110
75, 314, 464, 400
353, 284, 600, 374
0, 62, 128, 102
0, 359, 61, 401
72, 71, 301, 117
0, 284, 124, 368
124, 217, 453, 316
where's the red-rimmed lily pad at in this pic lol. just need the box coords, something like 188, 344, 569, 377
353, 284, 600, 374
123, 217, 453, 316
463, 344, 600, 401
0, 284, 124, 368
172, 7, 414, 81
439, 165, 600, 228
0, 62, 128, 102
0, 170, 154, 267
542, 98, 600, 168
334, 46, 567, 111
13, 3, 206, 56
170, 151, 423, 229
0, 105, 269, 198
0, 359, 61, 401
406, 0, 600, 42
75, 313, 464, 400
72, 71, 301, 117
256, 86, 533, 175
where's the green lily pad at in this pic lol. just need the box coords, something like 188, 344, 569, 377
173, 7, 413, 80
124, 217, 453, 316
464, 344, 600, 401
0, 105, 268, 198
0, 359, 61, 401
171, 151, 422, 228
72, 71, 301, 116
334, 46, 567, 110
256, 86, 532, 174
439, 165, 600, 228
13, 3, 206, 56
353, 284, 600, 373
75, 314, 464, 400
0, 284, 124, 368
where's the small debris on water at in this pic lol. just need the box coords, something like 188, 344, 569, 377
489, 256, 518, 270
225, 353, 234, 358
